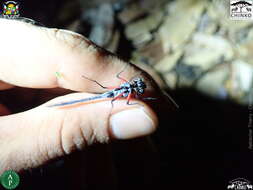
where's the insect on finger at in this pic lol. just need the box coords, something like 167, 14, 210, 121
51, 66, 178, 110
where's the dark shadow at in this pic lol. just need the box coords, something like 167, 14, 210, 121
15, 88, 252, 190
152, 88, 252, 190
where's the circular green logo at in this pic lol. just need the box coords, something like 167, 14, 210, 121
0, 170, 20, 189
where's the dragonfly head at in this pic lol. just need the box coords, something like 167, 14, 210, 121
132, 78, 146, 95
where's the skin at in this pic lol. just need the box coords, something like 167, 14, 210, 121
0, 18, 163, 176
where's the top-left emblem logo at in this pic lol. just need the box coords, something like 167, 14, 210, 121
2, 1, 20, 18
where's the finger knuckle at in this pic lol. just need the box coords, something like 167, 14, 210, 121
58, 111, 110, 154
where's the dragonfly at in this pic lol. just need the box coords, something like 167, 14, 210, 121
49, 66, 178, 109
49, 66, 153, 108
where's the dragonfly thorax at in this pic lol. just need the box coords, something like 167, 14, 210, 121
119, 82, 131, 97
118, 78, 146, 97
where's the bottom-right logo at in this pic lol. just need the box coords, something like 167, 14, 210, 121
227, 178, 253, 190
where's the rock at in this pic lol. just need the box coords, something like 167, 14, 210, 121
154, 50, 183, 73
125, 10, 163, 47
176, 62, 202, 81
132, 37, 165, 65
106, 30, 120, 53
132, 32, 153, 48
235, 30, 253, 65
183, 33, 234, 71
196, 64, 230, 99
118, 2, 147, 24
118, 0, 253, 105
177, 75, 195, 87
158, 0, 206, 53
226, 60, 253, 99
197, 12, 218, 34
164, 72, 177, 89
82, 3, 114, 47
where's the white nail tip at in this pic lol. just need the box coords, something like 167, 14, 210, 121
110, 109, 155, 139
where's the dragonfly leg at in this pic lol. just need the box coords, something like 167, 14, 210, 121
116, 64, 129, 83
111, 98, 116, 109
126, 93, 140, 106
141, 97, 157, 101
82, 75, 118, 89
109, 93, 123, 117
110, 92, 125, 108
82, 75, 108, 89
129, 93, 156, 105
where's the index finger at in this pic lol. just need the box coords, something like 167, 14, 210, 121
0, 19, 142, 93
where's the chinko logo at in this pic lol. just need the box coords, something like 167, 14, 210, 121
230, 0, 253, 20
1, 1, 20, 18
227, 178, 253, 190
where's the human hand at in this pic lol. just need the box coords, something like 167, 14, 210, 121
0, 18, 160, 173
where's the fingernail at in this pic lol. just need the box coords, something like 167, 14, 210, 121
110, 108, 155, 139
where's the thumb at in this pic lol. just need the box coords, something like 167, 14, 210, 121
0, 92, 157, 173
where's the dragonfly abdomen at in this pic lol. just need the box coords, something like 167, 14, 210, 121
49, 91, 114, 107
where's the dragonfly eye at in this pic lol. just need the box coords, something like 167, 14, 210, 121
137, 88, 144, 94
138, 81, 146, 89
134, 79, 146, 88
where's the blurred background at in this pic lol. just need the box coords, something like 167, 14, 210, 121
2, 0, 253, 189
